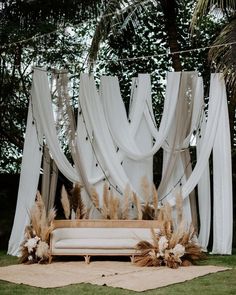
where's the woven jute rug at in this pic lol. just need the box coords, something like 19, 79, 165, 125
0, 261, 230, 291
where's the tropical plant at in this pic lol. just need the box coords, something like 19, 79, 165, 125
191, 0, 236, 150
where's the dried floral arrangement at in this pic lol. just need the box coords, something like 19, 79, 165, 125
20, 192, 56, 264
61, 177, 159, 220
61, 182, 89, 219
134, 194, 206, 268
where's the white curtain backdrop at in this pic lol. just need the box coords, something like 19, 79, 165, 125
196, 113, 211, 251
212, 77, 233, 254
8, 102, 43, 256
9, 70, 233, 256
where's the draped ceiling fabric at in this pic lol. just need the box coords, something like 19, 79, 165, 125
8, 69, 232, 256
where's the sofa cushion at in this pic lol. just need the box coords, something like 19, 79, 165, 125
54, 238, 153, 249
52, 228, 158, 241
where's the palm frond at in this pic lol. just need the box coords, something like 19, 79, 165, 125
89, 0, 150, 68
191, 0, 236, 30
208, 18, 236, 95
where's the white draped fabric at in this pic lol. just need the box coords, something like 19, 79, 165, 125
100, 73, 181, 159
31, 69, 80, 183
196, 113, 211, 251
212, 80, 233, 254
158, 72, 202, 223
8, 103, 43, 256
180, 74, 223, 201
9, 69, 233, 256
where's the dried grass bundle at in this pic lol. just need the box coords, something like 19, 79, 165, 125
141, 176, 150, 204
134, 197, 205, 268
91, 186, 100, 209
102, 183, 109, 219
134, 251, 161, 267
152, 184, 158, 219
71, 183, 86, 219
132, 192, 143, 220
121, 184, 131, 220
163, 202, 172, 221
142, 204, 155, 220
176, 192, 183, 224
108, 190, 120, 220
61, 185, 70, 219
20, 191, 56, 264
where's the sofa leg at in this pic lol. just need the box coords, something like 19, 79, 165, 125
84, 255, 91, 264
130, 255, 135, 264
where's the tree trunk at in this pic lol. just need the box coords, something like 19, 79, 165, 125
160, 0, 182, 71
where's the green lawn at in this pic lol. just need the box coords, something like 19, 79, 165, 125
0, 250, 236, 295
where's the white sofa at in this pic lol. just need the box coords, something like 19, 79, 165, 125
50, 220, 160, 263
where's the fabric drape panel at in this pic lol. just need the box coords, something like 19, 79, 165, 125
41, 145, 51, 211
212, 80, 233, 254
158, 72, 201, 223
47, 160, 58, 214
79, 73, 131, 192
123, 76, 154, 200
100, 73, 181, 160
180, 74, 223, 202
31, 69, 79, 183
197, 114, 211, 251
8, 103, 43, 256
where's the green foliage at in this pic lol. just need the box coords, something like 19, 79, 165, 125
95, 0, 223, 123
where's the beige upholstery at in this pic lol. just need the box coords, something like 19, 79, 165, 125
50, 220, 160, 261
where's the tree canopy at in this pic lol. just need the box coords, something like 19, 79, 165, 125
0, 0, 235, 174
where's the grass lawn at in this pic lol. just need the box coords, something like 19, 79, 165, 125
0, 250, 236, 295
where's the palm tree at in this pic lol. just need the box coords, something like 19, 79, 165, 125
191, 0, 236, 150
89, 0, 182, 71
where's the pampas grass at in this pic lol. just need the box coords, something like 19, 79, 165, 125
132, 192, 143, 220
61, 185, 70, 219
20, 191, 56, 264
152, 184, 158, 219
91, 186, 100, 209
176, 192, 183, 224
134, 197, 205, 268
61, 183, 87, 219
121, 184, 131, 220
72, 183, 86, 219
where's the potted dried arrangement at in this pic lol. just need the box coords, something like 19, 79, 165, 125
20, 192, 56, 264
134, 194, 206, 268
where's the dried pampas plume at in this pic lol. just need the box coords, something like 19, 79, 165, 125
91, 186, 100, 209
141, 176, 150, 204
132, 192, 143, 220
102, 183, 109, 219
152, 184, 158, 219
108, 190, 119, 220
176, 192, 183, 225
71, 183, 86, 219
121, 184, 131, 220
61, 185, 70, 219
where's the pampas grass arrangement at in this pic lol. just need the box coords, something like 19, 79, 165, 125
134, 197, 206, 269
61, 182, 87, 219
20, 191, 56, 264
